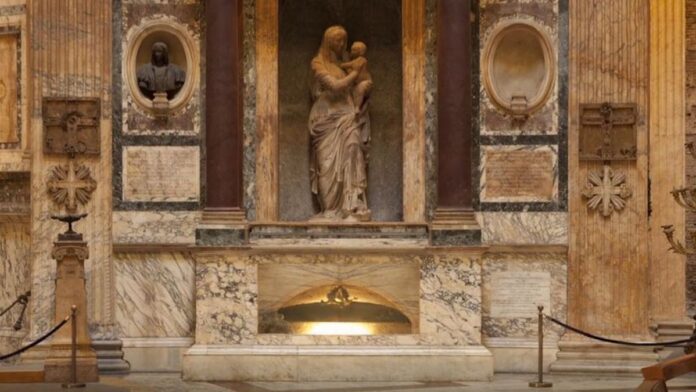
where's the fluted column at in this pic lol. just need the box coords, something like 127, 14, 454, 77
649, 0, 687, 330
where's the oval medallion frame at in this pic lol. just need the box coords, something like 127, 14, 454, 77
126, 20, 199, 115
482, 20, 556, 118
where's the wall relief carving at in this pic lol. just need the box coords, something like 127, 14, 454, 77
47, 160, 96, 212
579, 103, 638, 161
482, 20, 555, 121
43, 98, 100, 156
126, 18, 198, 118
582, 165, 632, 217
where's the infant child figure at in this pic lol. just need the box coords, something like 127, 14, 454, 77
341, 41, 373, 111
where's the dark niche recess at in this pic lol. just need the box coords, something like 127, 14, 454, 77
278, 0, 403, 222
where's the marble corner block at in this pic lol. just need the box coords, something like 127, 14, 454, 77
183, 250, 493, 381
122, 146, 200, 203
477, 212, 568, 245
115, 252, 195, 338
480, 145, 558, 203
113, 211, 200, 244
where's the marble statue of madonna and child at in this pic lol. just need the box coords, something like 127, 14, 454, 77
309, 25, 374, 222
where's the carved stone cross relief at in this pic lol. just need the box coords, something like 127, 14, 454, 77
47, 160, 96, 212
582, 165, 632, 217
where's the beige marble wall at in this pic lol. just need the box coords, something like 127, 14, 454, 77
193, 250, 484, 347
113, 211, 199, 245
0, 222, 30, 354
115, 252, 195, 338
477, 212, 567, 245
28, 0, 114, 341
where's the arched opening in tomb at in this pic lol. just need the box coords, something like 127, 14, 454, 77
259, 284, 414, 335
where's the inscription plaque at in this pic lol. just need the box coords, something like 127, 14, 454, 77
123, 146, 199, 202
0, 34, 18, 145
482, 147, 556, 202
579, 103, 637, 161
43, 98, 100, 155
490, 271, 551, 318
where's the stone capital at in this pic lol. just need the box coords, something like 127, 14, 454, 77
51, 241, 89, 261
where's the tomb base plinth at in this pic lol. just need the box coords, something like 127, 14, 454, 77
183, 345, 493, 382
183, 245, 491, 382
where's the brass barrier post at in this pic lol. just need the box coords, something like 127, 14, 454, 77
529, 305, 552, 388
62, 305, 85, 389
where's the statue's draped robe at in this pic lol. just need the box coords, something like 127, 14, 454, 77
309, 56, 370, 219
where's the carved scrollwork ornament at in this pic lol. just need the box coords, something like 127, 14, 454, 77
51, 245, 89, 261
581, 165, 632, 217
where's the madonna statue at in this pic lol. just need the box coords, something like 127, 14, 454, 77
309, 25, 373, 222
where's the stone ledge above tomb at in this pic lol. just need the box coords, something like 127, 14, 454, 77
182, 344, 494, 382
192, 222, 487, 248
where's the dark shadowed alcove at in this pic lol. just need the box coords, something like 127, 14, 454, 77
278, 0, 403, 221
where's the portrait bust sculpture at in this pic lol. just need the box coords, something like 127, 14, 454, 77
309, 26, 373, 222
136, 41, 186, 101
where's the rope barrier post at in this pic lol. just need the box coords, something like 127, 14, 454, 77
62, 305, 85, 389
529, 305, 552, 388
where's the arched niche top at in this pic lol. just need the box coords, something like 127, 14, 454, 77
125, 19, 199, 115
482, 20, 556, 120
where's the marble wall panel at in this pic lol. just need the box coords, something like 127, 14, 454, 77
242, 0, 257, 220
115, 252, 195, 338
194, 253, 257, 345
480, 145, 558, 203
122, 146, 200, 203
477, 212, 567, 245
193, 251, 483, 347
0, 223, 30, 327
479, 0, 559, 136
113, 211, 199, 244
481, 252, 566, 340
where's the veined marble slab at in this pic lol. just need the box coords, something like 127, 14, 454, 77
113, 211, 199, 244
122, 146, 200, 203
481, 252, 566, 341
480, 145, 558, 203
0, 222, 29, 345
477, 212, 567, 245
115, 252, 195, 338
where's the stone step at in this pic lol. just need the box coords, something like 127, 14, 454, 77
550, 361, 648, 374
556, 350, 659, 361
0, 364, 44, 383
92, 340, 129, 374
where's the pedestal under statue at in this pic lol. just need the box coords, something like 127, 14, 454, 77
309, 25, 373, 222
